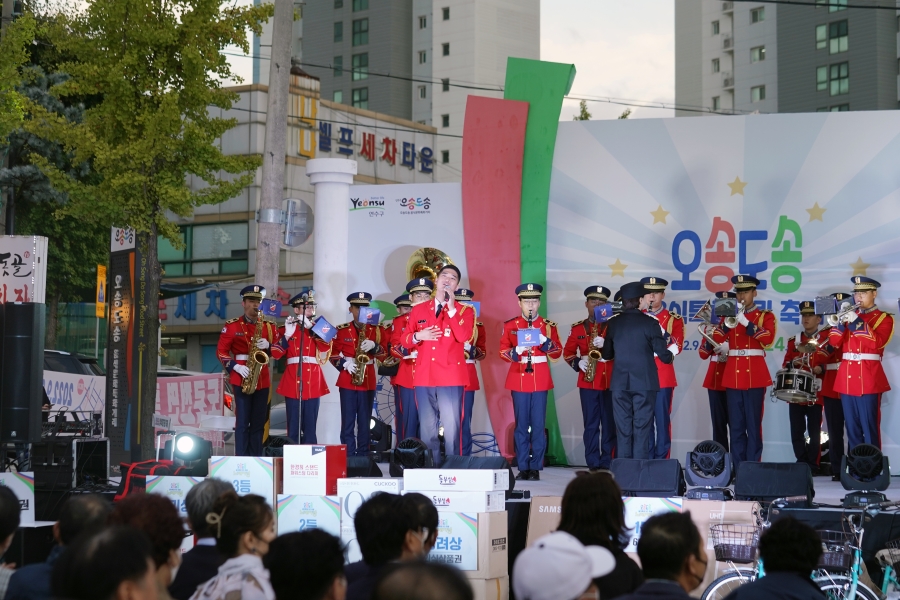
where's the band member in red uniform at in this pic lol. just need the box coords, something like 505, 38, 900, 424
641, 277, 684, 460
499, 283, 563, 481
384, 293, 412, 439
329, 292, 387, 456
272, 291, 331, 444
827, 276, 894, 450
456, 288, 485, 456
216, 285, 281, 456
401, 265, 475, 461
816, 291, 851, 480
698, 291, 734, 451
392, 278, 436, 440
781, 300, 827, 470
712, 275, 776, 467
563, 285, 616, 470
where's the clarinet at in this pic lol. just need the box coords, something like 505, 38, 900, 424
525, 309, 534, 373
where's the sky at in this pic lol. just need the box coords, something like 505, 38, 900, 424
542, 0, 676, 121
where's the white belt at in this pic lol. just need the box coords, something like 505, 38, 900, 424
842, 353, 881, 361
519, 356, 548, 364
727, 349, 765, 357
466, 359, 476, 364
404, 351, 418, 361
287, 357, 318, 365
826, 363, 840, 371
710, 356, 725, 363
235, 354, 249, 361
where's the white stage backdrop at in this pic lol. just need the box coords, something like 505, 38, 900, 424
546, 111, 900, 469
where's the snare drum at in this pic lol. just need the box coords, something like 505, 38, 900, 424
772, 368, 816, 404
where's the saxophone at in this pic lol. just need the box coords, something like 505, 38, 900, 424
241, 310, 270, 394
583, 321, 602, 383
351, 324, 370, 386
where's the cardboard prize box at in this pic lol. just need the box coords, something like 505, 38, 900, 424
208, 457, 279, 507
341, 524, 362, 563
146, 475, 205, 518
0, 472, 35, 523
427, 512, 508, 579
412, 490, 506, 513
525, 496, 562, 547
282, 445, 347, 496
403, 469, 509, 492
623, 497, 683, 553
276, 495, 341, 537
466, 575, 509, 600
337, 478, 402, 525
681, 499, 760, 597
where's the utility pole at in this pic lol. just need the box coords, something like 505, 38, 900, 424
254, 0, 293, 295
1, 0, 16, 234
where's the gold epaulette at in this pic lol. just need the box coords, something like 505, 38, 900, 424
545, 320, 557, 328
571, 319, 586, 328
337, 323, 350, 330
383, 320, 393, 328
476, 321, 484, 327
670, 313, 683, 320
505, 316, 518, 324
224, 317, 240, 325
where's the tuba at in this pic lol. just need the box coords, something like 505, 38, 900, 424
407, 247, 454, 283
693, 300, 722, 352
351, 324, 370, 387
583, 320, 602, 383
241, 310, 270, 394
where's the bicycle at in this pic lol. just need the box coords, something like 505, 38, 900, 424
875, 538, 900, 598
701, 500, 773, 600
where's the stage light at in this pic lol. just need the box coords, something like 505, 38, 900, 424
176, 435, 195, 455
368, 418, 392, 459
840, 444, 890, 508
684, 440, 734, 500
389, 437, 434, 477
172, 432, 212, 477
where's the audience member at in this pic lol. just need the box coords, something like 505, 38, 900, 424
345, 493, 426, 600
557, 472, 644, 599
373, 561, 473, 600
401, 493, 439, 554
6, 493, 111, 600
617, 512, 707, 600
0, 486, 22, 598
513, 531, 615, 600
189, 491, 276, 600
51, 525, 158, 600
264, 529, 346, 600
109, 491, 186, 598
723, 517, 825, 600
170, 478, 234, 600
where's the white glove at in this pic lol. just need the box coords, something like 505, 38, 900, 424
737, 313, 750, 327
539, 334, 548, 344
578, 357, 589, 372
515, 346, 527, 355
302, 316, 314, 329
255, 337, 270, 350
715, 342, 730, 356
592, 336, 605, 349
464, 342, 472, 351
360, 339, 376, 352
284, 320, 297, 339
667, 343, 680, 357
343, 357, 358, 374
233, 364, 251, 378
843, 311, 858, 324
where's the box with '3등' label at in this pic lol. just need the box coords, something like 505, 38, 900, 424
403, 469, 509, 493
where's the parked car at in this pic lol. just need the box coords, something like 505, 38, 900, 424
44, 349, 97, 376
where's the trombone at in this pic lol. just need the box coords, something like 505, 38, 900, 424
693, 300, 722, 352
825, 303, 861, 327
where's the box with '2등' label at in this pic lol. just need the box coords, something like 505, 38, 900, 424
403, 469, 509, 493
410, 491, 506, 513
276, 495, 341, 537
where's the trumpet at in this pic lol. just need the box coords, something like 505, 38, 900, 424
724, 303, 746, 329
825, 303, 861, 327
692, 300, 722, 352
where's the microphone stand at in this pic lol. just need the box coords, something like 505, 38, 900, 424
295, 297, 308, 444
525, 309, 534, 374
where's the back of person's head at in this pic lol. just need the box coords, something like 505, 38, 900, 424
637, 512, 702, 580
557, 472, 627, 551
264, 530, 345, 600
185, 478, 233, 538
52, 526, 156, 600
108, 492, 184, 568
0, 486, 21, 542
402, 493, 439, 551
759, 517, 822, 575
374, 561, 473, 600
208, 491, 273, 558
58, 493, 112, 545
354, 492, 419, 566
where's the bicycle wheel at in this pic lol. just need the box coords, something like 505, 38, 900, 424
701, 569, 757, 600
813, 574, 879, 600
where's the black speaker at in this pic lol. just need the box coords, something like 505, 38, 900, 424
263, 435, 292, 457
611, 458, 687, 497
734, 462, 814, 507
0, 302, 44, 443
348, 455, 383, 478
436, 456, 515, 492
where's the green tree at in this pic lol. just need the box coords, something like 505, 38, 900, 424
27, 0, 272, 458
572, 99, 591, 121
618, 108, 632, 119
0, 13, 36, 141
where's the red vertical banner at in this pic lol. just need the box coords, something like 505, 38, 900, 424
461, 96, 529, 459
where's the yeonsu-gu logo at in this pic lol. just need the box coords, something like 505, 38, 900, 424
350, 197, 386, 211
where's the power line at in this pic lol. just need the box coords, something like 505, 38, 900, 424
729, 0, 900, 9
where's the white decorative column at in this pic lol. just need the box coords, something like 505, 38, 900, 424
306, 158, 357, 444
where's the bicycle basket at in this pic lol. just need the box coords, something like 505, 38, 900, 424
817, 530, 853, 571
882, 538, 900, 569
710, 524, 761, 564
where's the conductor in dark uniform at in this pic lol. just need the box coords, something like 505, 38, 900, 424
601, 281, 677, 459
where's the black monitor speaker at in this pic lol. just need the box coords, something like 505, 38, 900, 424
611, 458, 687, 497
734, 462, 814, 507
0, 302, 44, 443
348, 455, 383, 478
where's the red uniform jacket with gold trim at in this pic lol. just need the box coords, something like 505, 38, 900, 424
814, 327, 842, 399
563, 319, 612, 391
391, 313, 416, 389
217, 315, 281, 389
827, 307, 894, 395
499, 315, 563, 392
272, 321, 332, 400
781, 330, 828, 406
712, 308, 777, 390
698, 337, 727, 392
465, 322, 486, 392
329, 322, 386, 391
647, 308, 684, 388
401, 299, 475, 387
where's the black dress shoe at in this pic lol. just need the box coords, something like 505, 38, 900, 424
832, 474, 841, 482
515, 470, 531, 481
528, 470, 540, 481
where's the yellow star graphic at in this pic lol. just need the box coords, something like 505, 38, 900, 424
728, 176, 747, 196
609, 258, 627, 278
806, 202, 826, 222
850, 257, 870, 277
650, 205, 670, 225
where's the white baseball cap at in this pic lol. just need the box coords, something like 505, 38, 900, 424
513, 531, 616, 600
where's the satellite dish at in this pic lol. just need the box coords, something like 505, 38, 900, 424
283, 198, 313, 247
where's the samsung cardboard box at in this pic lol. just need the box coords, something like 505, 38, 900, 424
622, 497, 683, 553
411, 491, 506, 513
208, 457, 279, 507
0, 472, 35, 524
404, 469, 509, 493
337, 478, 403, 524
525, 496, 562, 547
276, 495, 341, 537
466, 575, 509, 600
427, 512, 508, 579
282, 445, 347, 496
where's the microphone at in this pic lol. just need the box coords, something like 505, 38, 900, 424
444, 285, 450, 303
